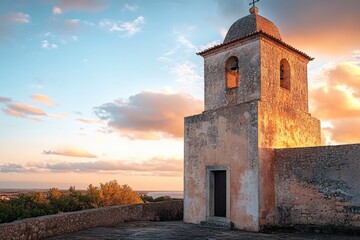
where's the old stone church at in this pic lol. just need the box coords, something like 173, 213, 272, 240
184, 6, 360, 232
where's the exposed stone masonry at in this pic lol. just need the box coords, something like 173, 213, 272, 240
275, 144, 360, 231
0, 200, 183, 240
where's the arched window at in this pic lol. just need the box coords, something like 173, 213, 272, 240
226, 56, 239, 89
280, 59, 290, 90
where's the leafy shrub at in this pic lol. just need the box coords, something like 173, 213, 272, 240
0, 180, 143, 224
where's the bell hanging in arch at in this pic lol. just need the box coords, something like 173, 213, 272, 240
230, 59, 239, 71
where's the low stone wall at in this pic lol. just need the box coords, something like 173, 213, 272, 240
0, 200, 183, 240
275, 144, 360, 232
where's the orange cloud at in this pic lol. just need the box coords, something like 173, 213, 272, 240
329, 119, 360, 144
285, 28, 360, 56
0, 157, 183, 176
95, 91, 203, 139
3, 102, 46, 117
216, 0, 360, 56
53, 7, 62, 15
268, 1, 360, 55
310, 61, 360, 144
31, 94, 56, 106
57, 0, 107, 12
76, 118, 102, 124
43, 148, 97, 158
1, 97, 69, 121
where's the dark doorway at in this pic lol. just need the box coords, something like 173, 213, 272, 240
214, 171, 226, 217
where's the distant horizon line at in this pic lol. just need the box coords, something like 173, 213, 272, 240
0, 188, 183, 192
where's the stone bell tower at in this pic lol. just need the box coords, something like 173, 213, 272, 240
184, 5, 321, 231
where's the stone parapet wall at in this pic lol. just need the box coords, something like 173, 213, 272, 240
275, 144, 360, 231
0, 200, 183, 240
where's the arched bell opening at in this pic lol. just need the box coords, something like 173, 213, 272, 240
225, 56, 239, 89
280, 59, 291, 90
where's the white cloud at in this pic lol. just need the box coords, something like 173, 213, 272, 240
65, 19, 80, 26
41, 40, 49, 48
0, 96, 12, 103
64, 19, 80, 33
176, 35, 198, 51
0, 164, 25, 173
220, 27, 228, 39
53, 6, 62, 15
200, 40, 222, 51
47, 112, 69, 119
83, 20, 96, 27
99, 16, 145, 36
41, 40, 58, 49
5, 12, 30, 24
122, 3, 138, 12
0, 12, 30, 39
170, 61, 202, 83
353, 50, 360, 61
158, 50, 176, 62
43, 32, 55, 38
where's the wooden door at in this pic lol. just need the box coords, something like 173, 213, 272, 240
214, 171, 226, 217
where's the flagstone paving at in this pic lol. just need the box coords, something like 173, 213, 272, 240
47, 221, 360, 239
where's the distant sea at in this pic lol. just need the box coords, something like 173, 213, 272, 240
0, 189, 184, 199
140, 191, 183, 199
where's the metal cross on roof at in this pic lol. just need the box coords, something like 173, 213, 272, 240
249, 0, 260, 7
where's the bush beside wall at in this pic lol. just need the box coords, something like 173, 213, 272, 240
0, 200, 183, 240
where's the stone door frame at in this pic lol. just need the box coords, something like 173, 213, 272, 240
206, 165, 231, 223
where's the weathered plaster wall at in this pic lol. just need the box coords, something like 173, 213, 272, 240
258, 38, 321, 149
258, 147, 275, 228
257, 37, 321, 229
0, 201, 183, 240
275, 144, 360, 230
260, 38, 310, 113
184, 101, 260, 231
203, 38, 261, 111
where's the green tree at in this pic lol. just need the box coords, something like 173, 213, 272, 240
62, 186, 83, 212
0, 180, 146, 224
141, 194, 172, 203
0, 200, 17, 223
86, 184, 102, 208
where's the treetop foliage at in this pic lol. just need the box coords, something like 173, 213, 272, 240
0, 180, 162, 224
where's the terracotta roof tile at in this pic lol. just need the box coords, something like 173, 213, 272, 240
197, 31, 313, 61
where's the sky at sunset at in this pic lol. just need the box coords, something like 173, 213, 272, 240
0, 0, 359, 191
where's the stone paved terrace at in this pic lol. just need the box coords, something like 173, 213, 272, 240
47, 221, 360, 239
